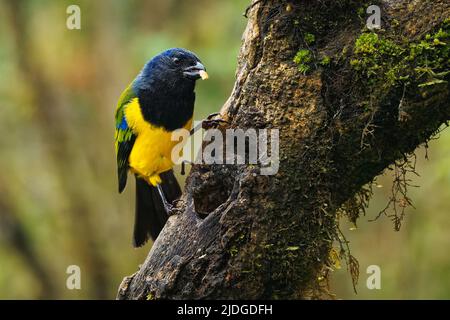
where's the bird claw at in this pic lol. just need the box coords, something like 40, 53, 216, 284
165, 204, 176, 216
166, 199, 183, 216
167, 206, 181, 217
206, 112, 220, 120
189, 113, 228, 136
202, 113, 228, 130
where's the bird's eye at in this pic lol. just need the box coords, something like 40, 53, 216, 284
173, 57, 181, 64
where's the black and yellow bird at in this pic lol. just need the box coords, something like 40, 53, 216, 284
115, 48, 208, 247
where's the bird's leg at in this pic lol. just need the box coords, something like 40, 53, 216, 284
189, 112, 229, 136
156, 184, 176, 216
202, 112, 229, 130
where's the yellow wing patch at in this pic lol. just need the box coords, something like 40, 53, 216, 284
124, 98, 192, 186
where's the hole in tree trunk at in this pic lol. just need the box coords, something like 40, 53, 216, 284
191, 165, 237, 217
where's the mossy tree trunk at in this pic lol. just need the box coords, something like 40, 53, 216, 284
117, 0, 450, 299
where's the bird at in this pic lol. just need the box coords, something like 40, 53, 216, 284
115, 48, 208, 247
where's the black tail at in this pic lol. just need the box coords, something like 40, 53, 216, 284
133, 170, 181, 247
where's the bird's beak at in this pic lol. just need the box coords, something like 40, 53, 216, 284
183, 62, 208, 80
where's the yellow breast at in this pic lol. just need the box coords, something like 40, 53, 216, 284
124, 98, 192, 186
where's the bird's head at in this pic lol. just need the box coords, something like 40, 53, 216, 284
135, 48, 208, 91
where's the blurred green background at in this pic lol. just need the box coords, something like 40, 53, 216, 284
0, 0, 448, 299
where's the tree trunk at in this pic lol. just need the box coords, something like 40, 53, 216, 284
117, 0, 450, 299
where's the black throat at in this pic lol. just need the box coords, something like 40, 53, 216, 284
137, 80, 195, 131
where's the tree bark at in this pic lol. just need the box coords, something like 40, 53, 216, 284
117, 0, 450, 299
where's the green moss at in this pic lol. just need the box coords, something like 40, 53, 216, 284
229, 247, 239, 257
228, 233, 247, 257
320, 56, 331, 66
304, 33, 316, 45
294, 49, 332, 74
357, 6, 365, 18
350, 33, 405, 86
294, 49, 312, 64
293, 49, 313, 74
351, 20, 450, 95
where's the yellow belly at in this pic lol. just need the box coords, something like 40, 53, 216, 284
124, 98, 192, 186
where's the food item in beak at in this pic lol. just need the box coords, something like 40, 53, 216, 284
199, 70, 209, 80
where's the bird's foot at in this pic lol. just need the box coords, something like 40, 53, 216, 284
165, 199, 183, 216
170, 199, 184, 216
157, 185, 179, 216
163, 202, 175, 216
201, 112, 229, 130
189, 113, 229, 136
